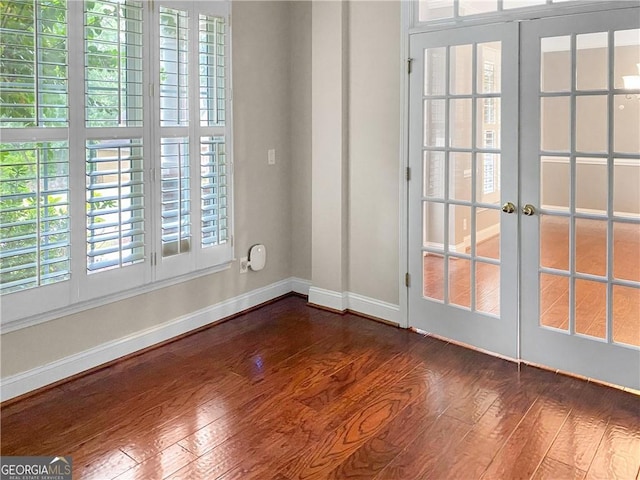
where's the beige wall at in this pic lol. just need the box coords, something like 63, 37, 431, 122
310, 1, 349, 293
1, 1, 295, 378
290, 2, 312, 281
347, 1, 401, 304
542, 161, 640, 214
1, 1, 406, 381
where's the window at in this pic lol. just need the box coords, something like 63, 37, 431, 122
483, 98, 495, 124
418, 0, 581, 24
0, 0, 233, 324
86, 139, 145, 272
0, 141, 70, 292
1, 0, 70, 306
154, 2, 231, 280
482, 61, 495, 92
483, 130, 496, 195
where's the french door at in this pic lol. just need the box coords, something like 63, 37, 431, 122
408, 8, 640, 389
408, 23, 519, 359
520, 9, 640, 389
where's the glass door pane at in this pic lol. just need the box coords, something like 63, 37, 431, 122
421, 41, 503, 317
520, 8, 640, 390
409, 22, 519, 359
537, 25, 640, 347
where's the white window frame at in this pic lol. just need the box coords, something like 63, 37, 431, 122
0, 0, 233, 329
153, 0, 233, 281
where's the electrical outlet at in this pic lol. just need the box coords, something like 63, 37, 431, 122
240, 256, 248, 273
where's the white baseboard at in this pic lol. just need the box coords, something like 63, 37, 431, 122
1, 278, 401, 402
0, 278, 294, 402
291, 277, 312, 296
346, 292, 400, 325
308, 287, 400, 325
308, 286, 348, 312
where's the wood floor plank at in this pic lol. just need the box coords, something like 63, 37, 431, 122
480, 393, 572, 479
113, 444, 196, 480
176, 394, 308, 457
320, 360, 424, 433
171, 400, 313, 479
1, 296, 638, 480
373, 413, 471, 479
325, 379, 445, 479
116, 388, 233, 463
532, 457, 587, 480
545, 381, 622, 472
279, 363, 431, 480
296, 344, 404, 411
73, 447, 138, 480
585, 407, 640, 480
169, 430, 292, 480
425, 387, 540, 480
2, 357, 242, 456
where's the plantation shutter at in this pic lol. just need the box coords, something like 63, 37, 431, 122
0, 0, 70, 295
159, 6, 192, 260
199, 14, 229, 250
0, 142, 70, 293
1, 0, 232, 325
84, 0, 146, 275
155, 2, 232, 279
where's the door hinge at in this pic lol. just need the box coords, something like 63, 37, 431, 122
407, 58, 413, 74
151, 252, 157, 266
406, 167, 411, 181
405, 272, 410, 287
149, 83, 154, 97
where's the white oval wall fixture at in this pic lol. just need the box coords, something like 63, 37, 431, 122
248, 244, 266, 271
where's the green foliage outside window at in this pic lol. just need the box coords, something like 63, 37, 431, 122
0, 0, 139, 292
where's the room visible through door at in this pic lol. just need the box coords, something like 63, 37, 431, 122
408, 7, 640, 389
519, 8, 640, 388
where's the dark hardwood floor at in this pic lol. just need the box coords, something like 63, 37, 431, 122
1, 295, 639, 479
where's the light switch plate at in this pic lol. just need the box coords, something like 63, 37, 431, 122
268, 149, 276, 165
